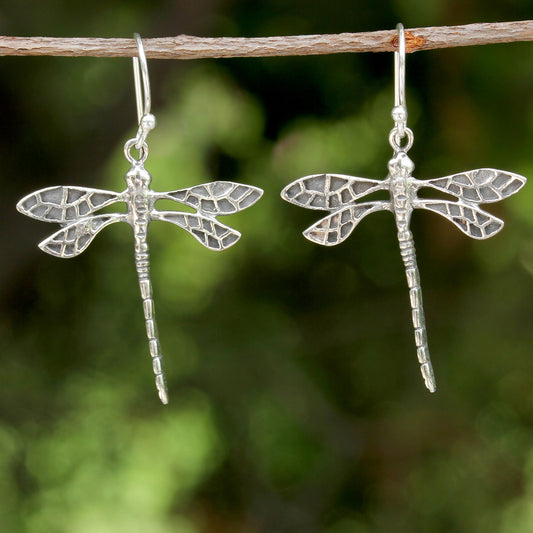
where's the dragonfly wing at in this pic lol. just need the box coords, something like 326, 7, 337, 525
416, 199, 504, 239
17, 186, 123, 222
152, 211, 241, 251
282, 174, 387, 211
155, 181, 263, 216
39, 214, 127, 258
422, 169, 526, 203
304, 201, 390, 246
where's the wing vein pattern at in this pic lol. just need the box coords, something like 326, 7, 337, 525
17, 186, 123, 222
153, 181, 262, 251
281, 173, 387, 210
156, 181, 263, 216
39, 213, 127, 258
422, 168, 526, 203
151, 211, 241, 251
416, 199, 504, 239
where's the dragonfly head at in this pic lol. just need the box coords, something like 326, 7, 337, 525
388, 152, 414, 179
125, 163, 152, 189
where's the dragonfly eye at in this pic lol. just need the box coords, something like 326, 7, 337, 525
126, 165, 152, 187
388, 152, 414, 177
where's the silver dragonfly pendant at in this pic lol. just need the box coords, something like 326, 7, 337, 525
282, 148, 526, 392
282, 23, 527, 393
17, 33, 263, 405
17, 156, 263, 403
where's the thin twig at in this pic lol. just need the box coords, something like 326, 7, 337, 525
0, 21, 532, 59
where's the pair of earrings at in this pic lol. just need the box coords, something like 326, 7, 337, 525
17, 27, 527, 403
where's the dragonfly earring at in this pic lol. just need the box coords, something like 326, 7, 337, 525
281, 23, 526, 392
17, 34, 263, 404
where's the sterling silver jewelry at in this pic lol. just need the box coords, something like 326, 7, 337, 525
17, 34, 263, 404
281, 23, 526, 392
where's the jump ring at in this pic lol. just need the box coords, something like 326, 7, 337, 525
124, 138, 149, 164
389, 127, 414, 152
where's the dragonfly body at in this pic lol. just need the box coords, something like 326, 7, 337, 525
17, 160, 262, 403
282, 150, 526, 391
126, 163, 167, 403
389, 152, 435, 391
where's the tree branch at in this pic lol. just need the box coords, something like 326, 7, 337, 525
0, 21, 532, 59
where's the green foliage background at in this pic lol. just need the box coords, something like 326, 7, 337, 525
2, 1, 533, 532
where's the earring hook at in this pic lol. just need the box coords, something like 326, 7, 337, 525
133, 33, 151, 122
389, 23, 413, 152
390, 23, 410, 146
394, 23, 406, 109
132, 33, 156, 150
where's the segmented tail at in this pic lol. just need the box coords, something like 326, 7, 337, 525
135, 242, 168, 404
398, 230, 436, 392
